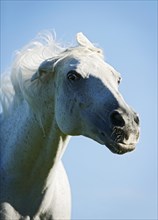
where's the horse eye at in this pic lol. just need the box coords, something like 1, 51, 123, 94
67, 70, 81, 81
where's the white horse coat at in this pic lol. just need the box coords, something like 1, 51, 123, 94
0, 32, 140, 219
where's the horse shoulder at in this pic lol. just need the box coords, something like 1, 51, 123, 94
38, 161, 71, 220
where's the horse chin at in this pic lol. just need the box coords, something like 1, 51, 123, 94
84, 133, 136, 155
106, 141, 136, 155
93, 133, 136, 155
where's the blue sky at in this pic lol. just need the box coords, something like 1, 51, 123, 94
1, 1, 157, 219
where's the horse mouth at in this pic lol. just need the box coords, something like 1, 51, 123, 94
106, 141, 136, 155
98, 131, 137, 154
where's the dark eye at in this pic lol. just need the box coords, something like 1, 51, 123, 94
67, 70, 81, 81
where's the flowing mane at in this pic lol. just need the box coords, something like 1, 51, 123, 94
0, 31, 65, 117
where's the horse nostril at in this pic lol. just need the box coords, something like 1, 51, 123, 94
110, 111, 125, 127
134, 114, 140, 125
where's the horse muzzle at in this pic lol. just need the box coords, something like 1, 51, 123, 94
81, 106, 140, 155
108, 109, 140, 154
98, 108, 140, 155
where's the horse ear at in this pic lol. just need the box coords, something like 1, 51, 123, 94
76, 32, 95, 48
31, 58, 57, 81
76, 32, 104, 57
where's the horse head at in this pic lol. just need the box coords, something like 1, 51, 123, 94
31, 33, 140, 155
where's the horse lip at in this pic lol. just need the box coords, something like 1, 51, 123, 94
98, 131, 136, 154
106, 141, 136, 155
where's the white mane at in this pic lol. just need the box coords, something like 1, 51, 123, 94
0, 31, 65, 116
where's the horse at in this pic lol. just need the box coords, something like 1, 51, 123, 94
0, 32, 140, 220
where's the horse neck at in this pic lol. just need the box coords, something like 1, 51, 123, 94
3, 98, 70, 196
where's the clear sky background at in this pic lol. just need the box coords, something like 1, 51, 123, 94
1, 1, 157, 219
